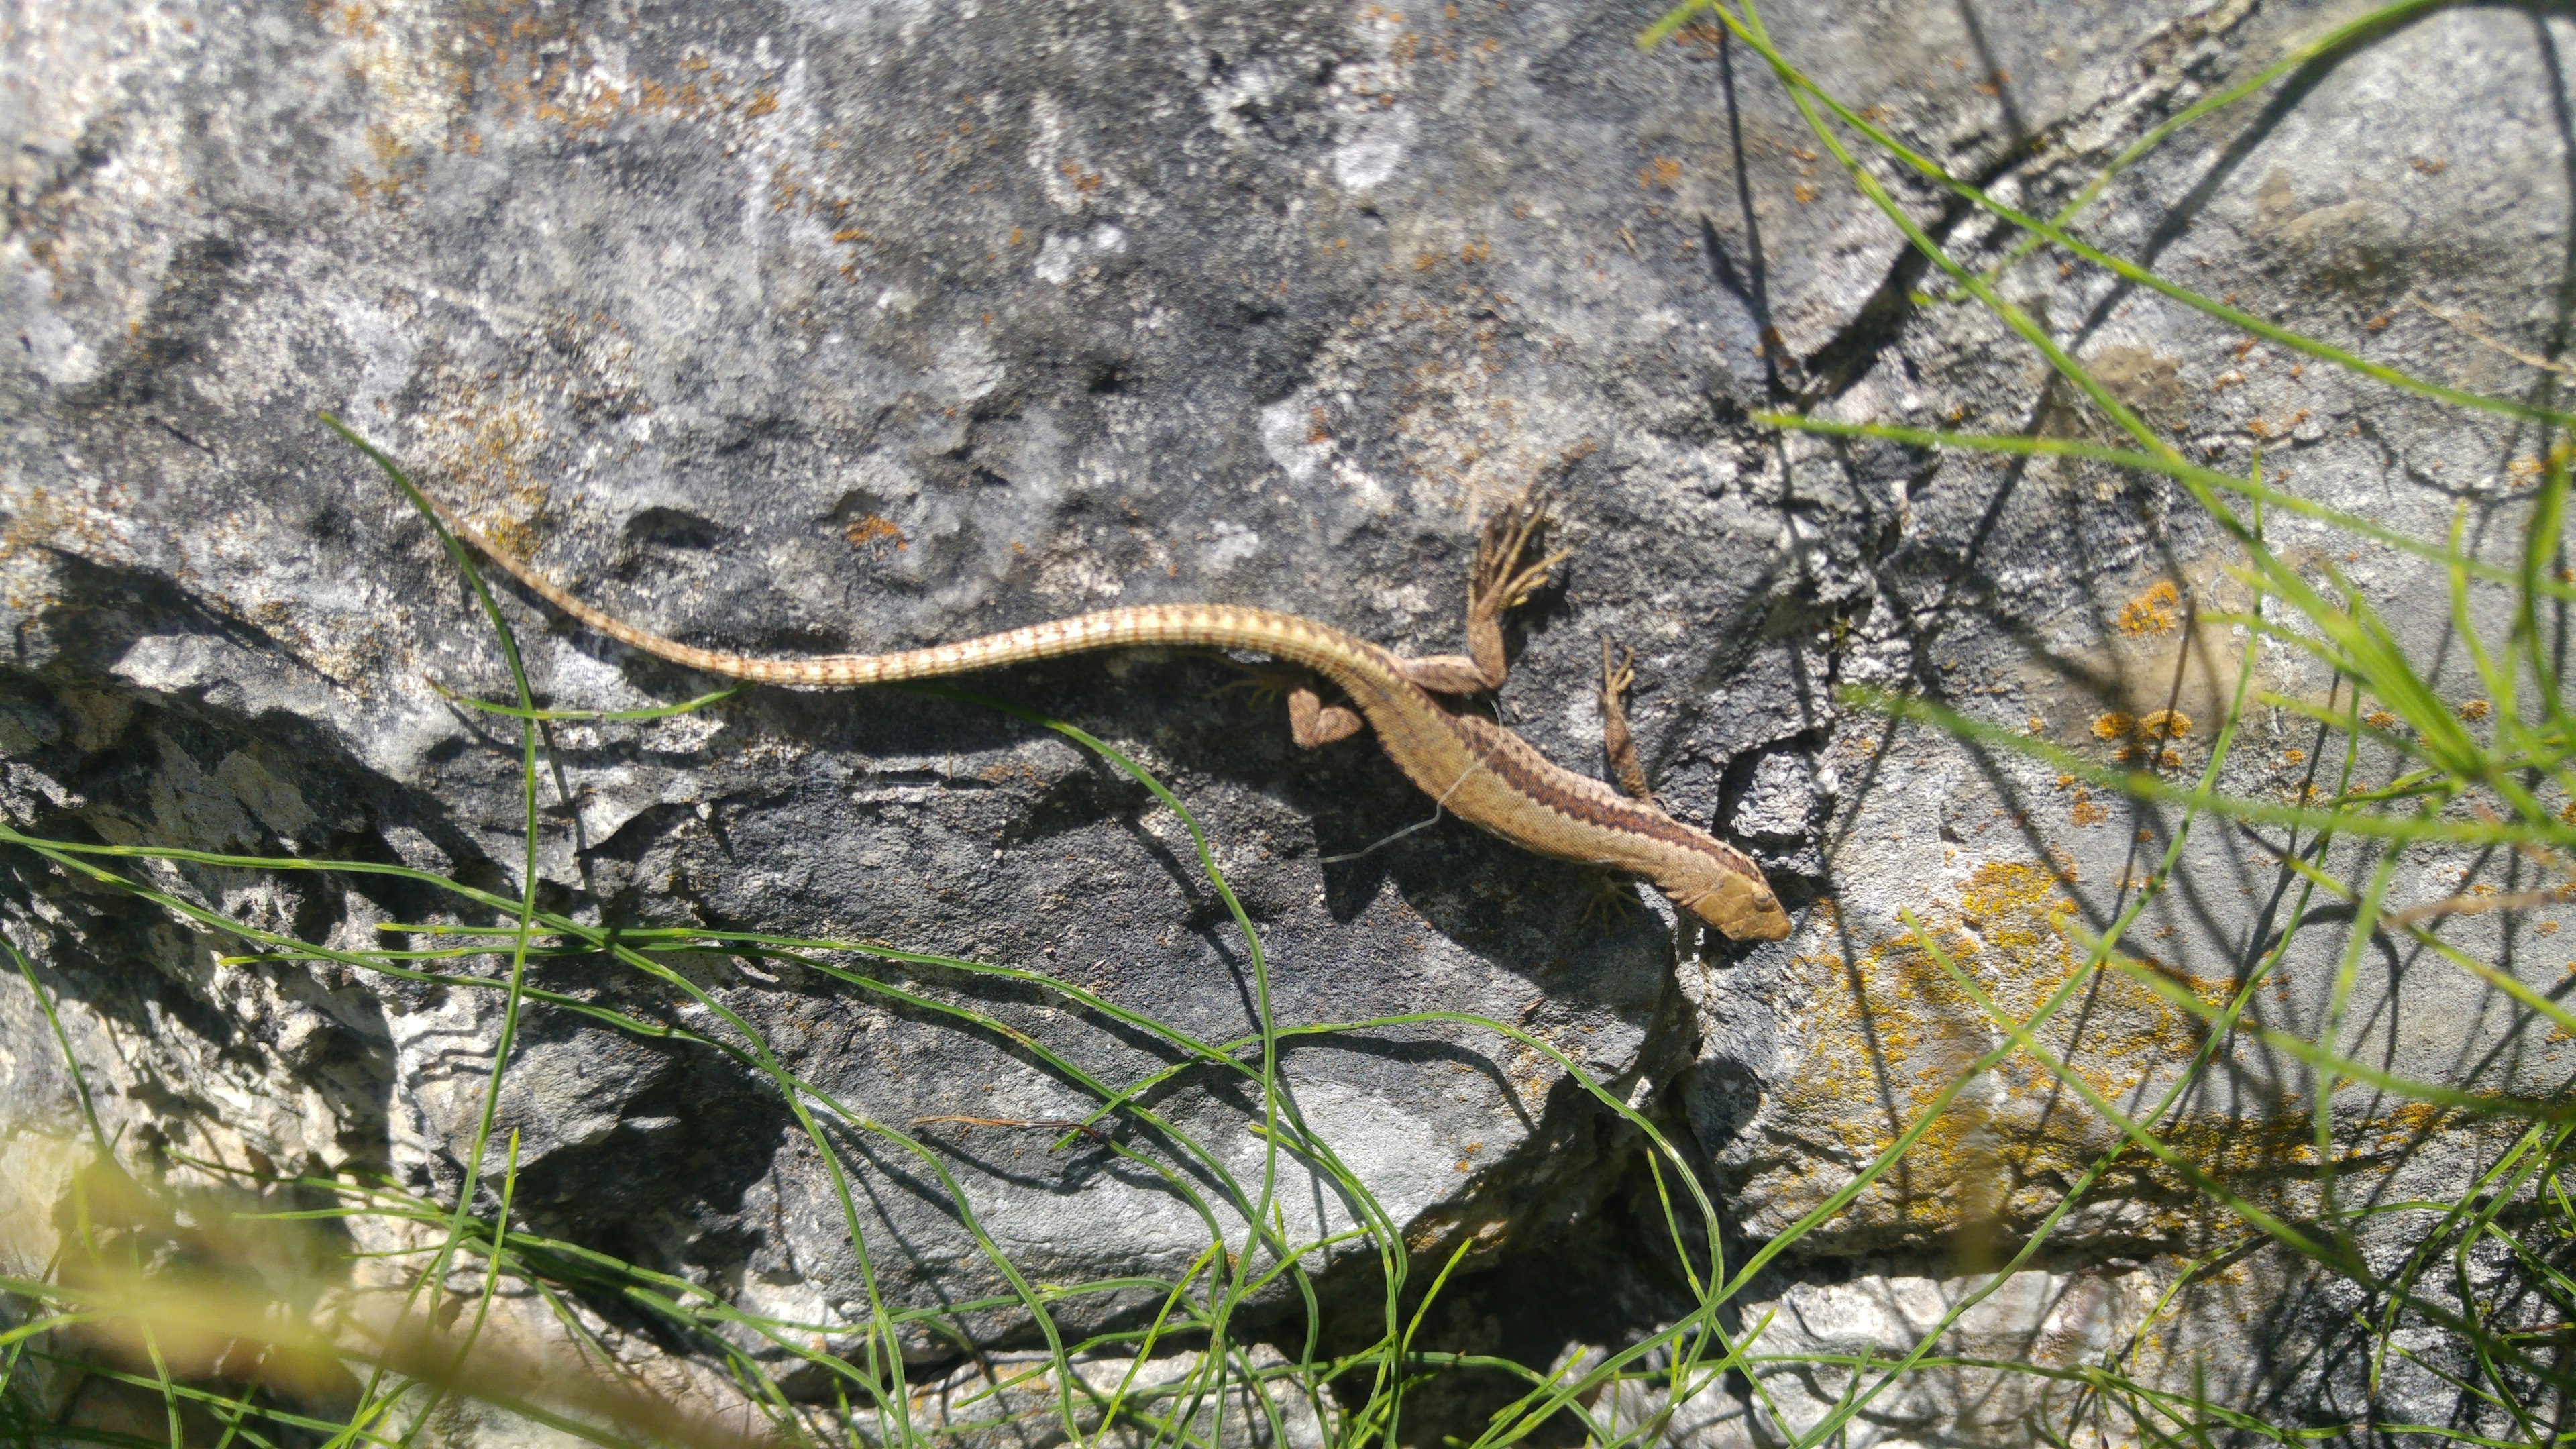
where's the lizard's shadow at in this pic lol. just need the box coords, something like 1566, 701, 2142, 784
639, 645, 1650, 981
566, 639, 1679, 1157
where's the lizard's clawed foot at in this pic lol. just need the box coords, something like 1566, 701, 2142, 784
1222, 665, 1366, 747
1470, 486, 1570, 621
1580, 869, 1650, 928
1600, 637, 1635, 696
1214, 662, 1309, 708
1435, 485, 1572, 693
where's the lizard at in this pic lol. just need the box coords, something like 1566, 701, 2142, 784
399, 486, 1794, 941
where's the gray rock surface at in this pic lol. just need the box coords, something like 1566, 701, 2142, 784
1693, 0, 2576, 1257
1, 0, 2569, 1441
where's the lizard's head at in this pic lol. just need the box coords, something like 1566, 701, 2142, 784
1664, 859, 1794, 942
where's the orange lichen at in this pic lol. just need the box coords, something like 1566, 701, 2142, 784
2137, 709, 2191, 740
2092, 712, 2135, 741
1738, 855, 2495, 1254
2458, 698, 2492, 722
845, 515, 907, 551
2118, 580, 2183, 635
411, 369, 553, 558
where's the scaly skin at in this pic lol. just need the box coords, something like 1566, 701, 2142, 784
407, 490, 1793, 941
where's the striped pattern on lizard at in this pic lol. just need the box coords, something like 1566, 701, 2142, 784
401, 486, 1793, 941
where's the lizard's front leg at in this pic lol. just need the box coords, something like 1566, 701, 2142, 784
1399, 486, 1568, 694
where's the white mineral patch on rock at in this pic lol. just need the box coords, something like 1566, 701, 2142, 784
1257, 395, 1333, 482
1330, 105, 1413, 191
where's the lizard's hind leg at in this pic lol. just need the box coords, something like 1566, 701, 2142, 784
1599, 637, 1654, 804
1219, 665, 1366, 747
1287, 685, 1365, 747
1590, 639, 1678, 929
1399, 486, 1570, 694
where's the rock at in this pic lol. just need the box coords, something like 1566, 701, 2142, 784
1, 0, 2566, 1441
890, 1344, 1322, 1449
0, 0, 1808, 1381
1695, 0, 2576, 1263
1729, 750, 1829, 874
1570, 1247, 2528, 1448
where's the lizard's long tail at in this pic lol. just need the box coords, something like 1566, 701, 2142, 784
409, 490, 1386, 689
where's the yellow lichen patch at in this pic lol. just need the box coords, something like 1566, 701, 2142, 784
2137, 709, 2191, 740
2118, 580, 2183, 635
2092, 712, 2135, 741
2458, 698, 2492, 722
413, 372, 551, 556
2369, 1101, 2448, 1147
0, 480, 128, 612
2102, 953, 2236, 1010
1754, 861, 2102, 1244
845, 515, 907, 551
1739, 859, 2465, 1253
